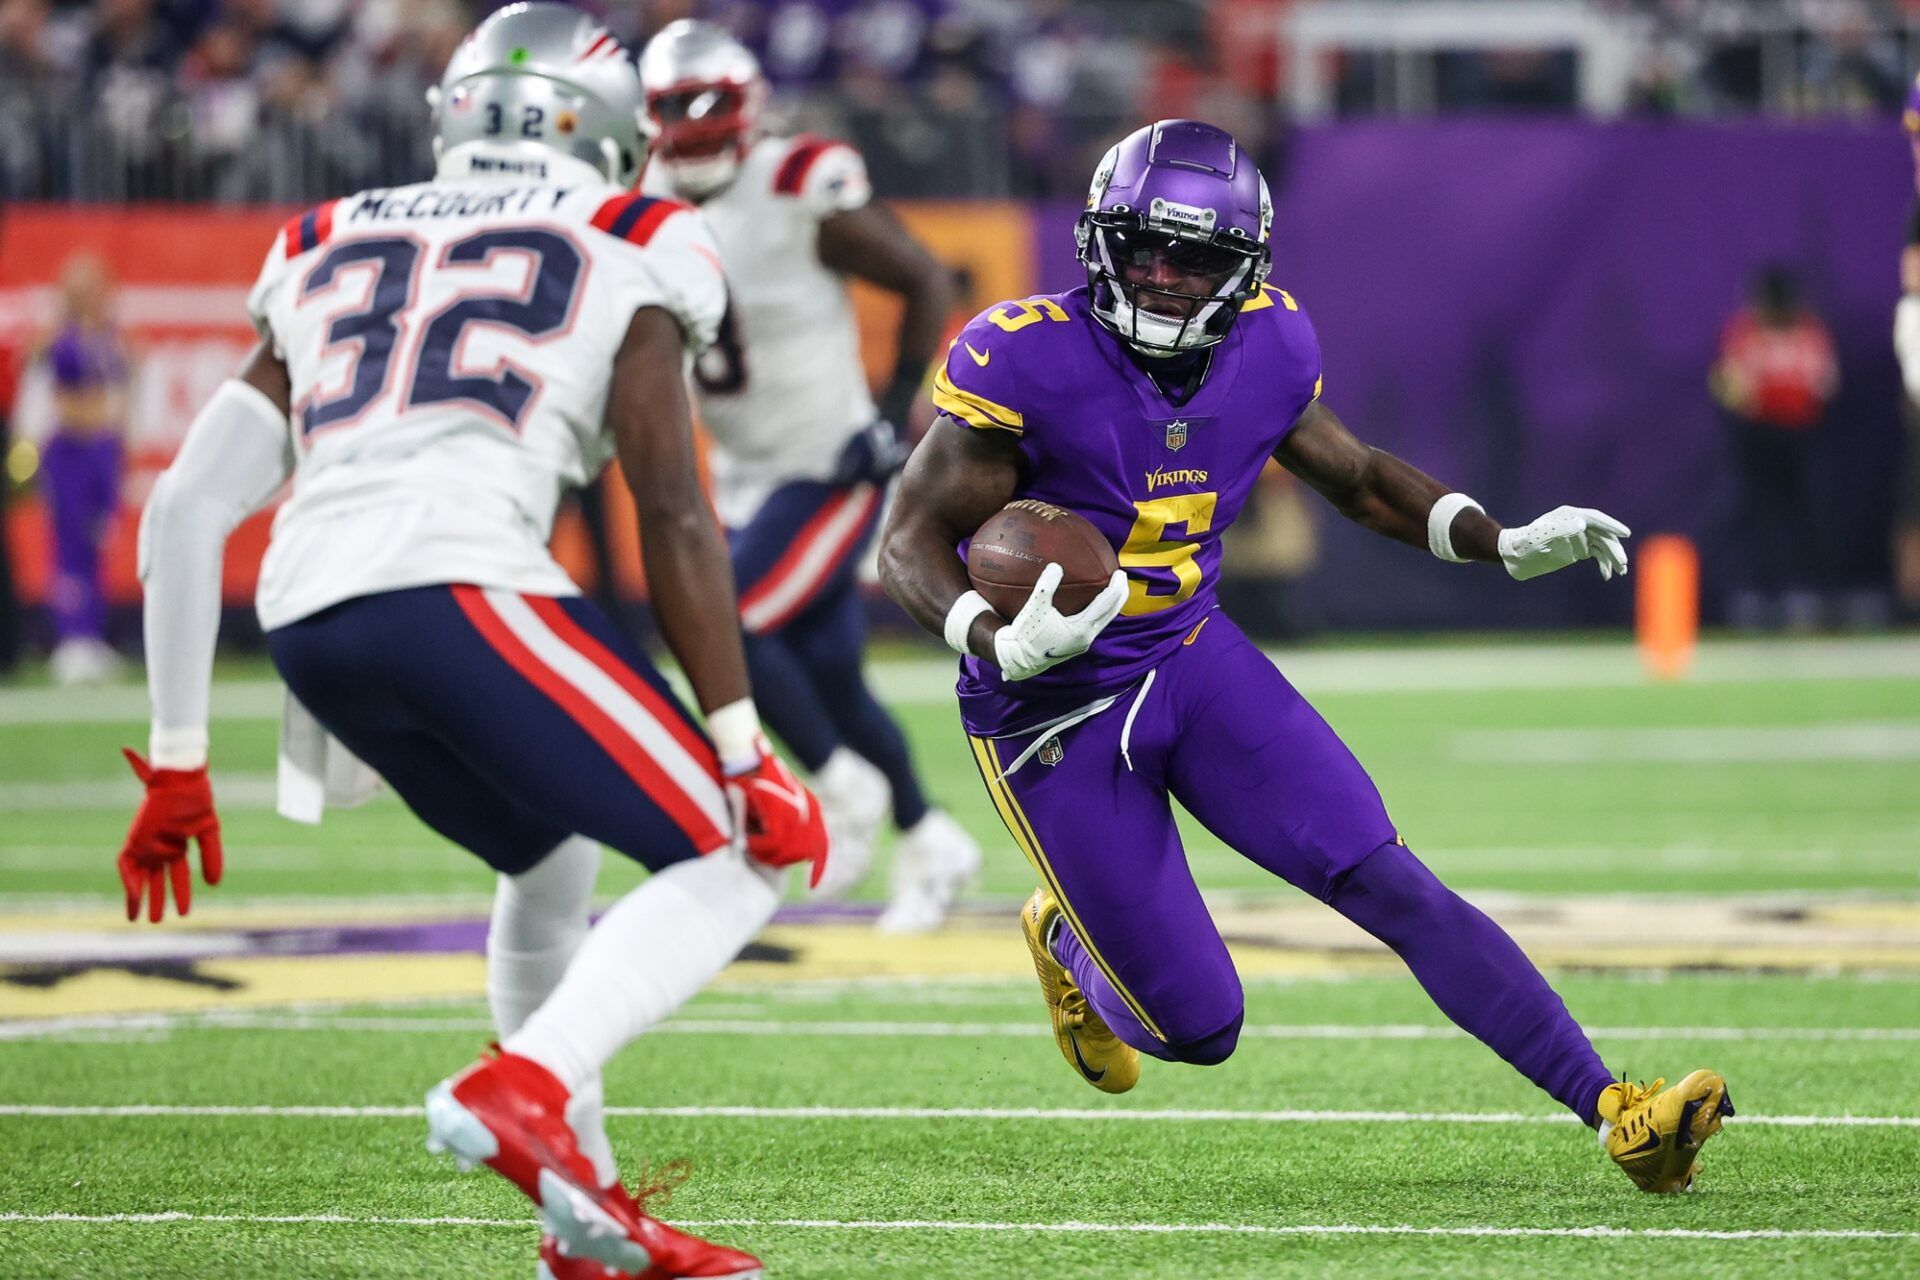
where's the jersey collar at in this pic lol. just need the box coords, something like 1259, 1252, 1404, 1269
435, 142, 615, 189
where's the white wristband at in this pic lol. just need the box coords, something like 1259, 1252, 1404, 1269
149, 726, 209, 771
1427, 493, 1485, 563
944, 590, 995, 656
706, 698, 763, 775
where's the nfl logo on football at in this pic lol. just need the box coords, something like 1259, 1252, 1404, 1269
1164, 419, 1189, 451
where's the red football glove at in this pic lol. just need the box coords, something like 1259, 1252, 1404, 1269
118, 748, 224, 923
723, 741, 829, 888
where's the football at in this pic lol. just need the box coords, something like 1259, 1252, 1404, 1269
967, 499, 1120, 618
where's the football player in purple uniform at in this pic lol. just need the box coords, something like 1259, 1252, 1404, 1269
879, 119, 1732, 1193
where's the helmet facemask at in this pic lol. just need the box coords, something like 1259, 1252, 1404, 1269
645, 77, 764, 198
1078, 212, 1269, 357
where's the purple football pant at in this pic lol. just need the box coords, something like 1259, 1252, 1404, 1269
40, 431, 123, 644
965, 611, 1614, 1121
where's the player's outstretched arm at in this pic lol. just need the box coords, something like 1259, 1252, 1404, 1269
818, 203, 957, 429
609, 307, 753, 715
609, 305, 828, 879
877, 416, 1023, 660
1276, 400, 1629, 581
123, 342, 294, 922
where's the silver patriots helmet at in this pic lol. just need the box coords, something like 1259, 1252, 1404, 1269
429, 2, 651, 187
638, 20, 768, 199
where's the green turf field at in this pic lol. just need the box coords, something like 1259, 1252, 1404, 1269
3, 636, 1918, 1277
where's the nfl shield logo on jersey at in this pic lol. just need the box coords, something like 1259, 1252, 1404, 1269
1038, 736, 1065, 766
1164, 419, 1189, 451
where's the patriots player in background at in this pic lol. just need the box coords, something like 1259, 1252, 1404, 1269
880, 120, 1734, 1193
119, 6, 824, 1275
638, 20, 982, 929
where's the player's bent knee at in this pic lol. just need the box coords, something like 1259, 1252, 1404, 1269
1330, 840, 1425, 898
1166, 1008, 1244, 1066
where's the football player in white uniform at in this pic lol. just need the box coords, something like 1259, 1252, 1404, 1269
117, 7, 824, 1277
638, 20, 982, 931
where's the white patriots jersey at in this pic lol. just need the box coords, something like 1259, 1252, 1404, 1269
246, 173, 725, 630
646, 134, 876, 526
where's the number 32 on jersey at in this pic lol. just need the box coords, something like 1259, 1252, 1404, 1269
295, 227, 584, 438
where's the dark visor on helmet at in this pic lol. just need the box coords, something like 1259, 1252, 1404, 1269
647, 84, 751, 160
649, 85, 748, 124
1103, 226, 1249, 284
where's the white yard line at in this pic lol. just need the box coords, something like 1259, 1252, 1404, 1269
0, 1103, 1910, 1128
0, 775, 283, 812
0, 1211, 1913, 1242
5, 1010, 1918, 1043
4, 637, 1918, 729
0, 680, 284, 727
1452, 722, 1920, 764
0, 845, 451, 872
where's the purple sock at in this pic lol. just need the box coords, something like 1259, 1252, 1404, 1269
1330, 842, 1616, 1121
1048, 920, 1176, 1061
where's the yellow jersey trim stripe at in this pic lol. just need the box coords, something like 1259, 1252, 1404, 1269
965, 735, 1167, 1042
932, 365, 1025, 434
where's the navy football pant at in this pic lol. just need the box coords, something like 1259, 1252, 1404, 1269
267, 585, 730, 876
730, 479, 929, 829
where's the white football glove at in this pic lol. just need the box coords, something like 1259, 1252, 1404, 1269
992, 563, 1129, 682
1497, 506, 1632, 582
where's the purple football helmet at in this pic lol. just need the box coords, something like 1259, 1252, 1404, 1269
1076, 119, 1273, 357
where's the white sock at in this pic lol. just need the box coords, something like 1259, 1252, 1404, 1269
487, 836, 599, 1029
485, 836, 619, 1184
565, 1075, 615, 1189
505, 849, 782, 1091
816, 747, 885, 803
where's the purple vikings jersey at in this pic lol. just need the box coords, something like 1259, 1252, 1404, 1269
47, 324, 128, 395
935, 283, 1322, 732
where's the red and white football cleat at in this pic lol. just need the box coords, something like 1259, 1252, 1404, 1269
537, 1204, 762, 1279
426, 1050, 761, 1278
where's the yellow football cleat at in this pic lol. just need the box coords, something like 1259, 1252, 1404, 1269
1020, 888, 1139, 1094
1596, 1069, 1735, 1193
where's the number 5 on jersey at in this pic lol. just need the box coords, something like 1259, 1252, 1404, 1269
297, 228, 585, 438
1119, 492, 1217, 615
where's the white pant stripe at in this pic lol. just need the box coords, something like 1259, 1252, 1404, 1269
479, 590, 730, 838
740, 486, 877, 633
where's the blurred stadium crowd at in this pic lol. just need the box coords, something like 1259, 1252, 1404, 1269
5, 0, 1920, 202
1, 0, 1916, 678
